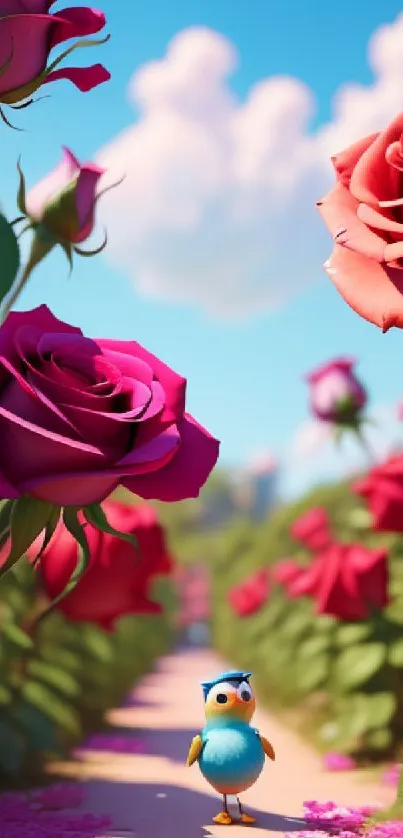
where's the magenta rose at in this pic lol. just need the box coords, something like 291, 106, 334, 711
306, 357, 367, 425
0, 3, 110, 108
317, 113, 403, 332
0, 306, 219, 506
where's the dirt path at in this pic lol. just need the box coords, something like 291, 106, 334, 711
50, 647, 396, 837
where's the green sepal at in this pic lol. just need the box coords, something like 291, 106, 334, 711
0, 497, 60, 578
35, 508, 91, 624
41, 180, 80, 242
0, 211, 20, 308
16, 158, 27, 215
31, 506, 61, 569
74, 228, 107, 258
59, 241, 73, 275
83, 502, 139, 553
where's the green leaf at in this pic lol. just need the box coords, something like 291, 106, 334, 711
296, 653, 329, 692
299, 635, 330, 658
334, 643, 386, 690
2, 622, 34, 650
0, 496, 59, 578
367, 693, 397, 729
22, 680, 81, 736
385, 604, 403, 626
336, 623, 372, 646
28, 660, 80, 698
279, 609, 312, 639
366, 728, 392, 750
0, 499, 14, 540
0, 685, 12, 705
388, 638, 403, 668
0, 212, 20, 307
83, 503, 139, 551
13, 699, 56, 753
0, 719, 25, 774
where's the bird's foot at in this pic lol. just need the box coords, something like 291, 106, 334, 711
241, 813, 256, 824
213, 811, 233, 825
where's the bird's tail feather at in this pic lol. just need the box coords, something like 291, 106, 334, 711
226, 796, 241, 821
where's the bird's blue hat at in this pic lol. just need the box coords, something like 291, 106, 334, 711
201, 670, 252, 702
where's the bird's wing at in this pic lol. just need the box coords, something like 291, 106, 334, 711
186, 734, 203, 766
259, 734, 275, 761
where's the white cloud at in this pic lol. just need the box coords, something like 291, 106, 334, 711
281, 403, 403, 499
96, 15, 403, 317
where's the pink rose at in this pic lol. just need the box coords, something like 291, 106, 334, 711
228, 569, 270, 617
24, 147, 105, 246
353, 455, 403, 533
317, 113, 403, 332
0, 3, 110, 108
306, 357, 366, 425
0, 305, 219, 506
272, 558, 304, 592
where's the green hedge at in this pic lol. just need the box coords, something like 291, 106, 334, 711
210, 480, 403, 762
0, 559, 176, 785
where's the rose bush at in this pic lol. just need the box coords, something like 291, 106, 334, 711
29, 500, 173, 629
306, 358, 367, 426
318, 113, 403, 332
0, 3, 110, 110
0, 305, 219, 507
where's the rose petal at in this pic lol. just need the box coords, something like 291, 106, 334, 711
43, 64, 111, 92
318, 183, 386, 262
122, 414, 220, 501
323, 244, 403, 332
331, 133, 378, 186
0, 15, 53, 95
350, 112, 403, 206
99, 340, 187, 426
48, 7, 106, 49
74, 164, 105, 242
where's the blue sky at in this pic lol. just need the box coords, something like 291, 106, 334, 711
2, 0, 403, 498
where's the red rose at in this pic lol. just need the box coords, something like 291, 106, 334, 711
288, 541, 389, 621
354, 455, 403, 532
318, 113, 403, 332
228, 569, 270, 617
31, 500, 173, 630
272, 558, 304, 595
290, 507, 332, 551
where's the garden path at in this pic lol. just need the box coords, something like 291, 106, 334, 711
49, 646, 396, 837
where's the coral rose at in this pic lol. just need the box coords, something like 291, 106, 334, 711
354, 455, 403, 532
290, 507, 331, 552
318, 113, 403, 332
0, 3, 110, 108
0, 306, 219, 506
228, 569, 270, 617
33, 500, 173, 630
306, 357, 367, 426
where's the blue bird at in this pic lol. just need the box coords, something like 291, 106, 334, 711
186, 670, 275, 825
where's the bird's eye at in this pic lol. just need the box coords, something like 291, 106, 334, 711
207, 681, 235, 705
216, 693, 228, 704
237, 682, 253, 702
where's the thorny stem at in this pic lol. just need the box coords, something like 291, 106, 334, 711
0, 235, 54, 323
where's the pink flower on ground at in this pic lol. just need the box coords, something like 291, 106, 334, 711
323, 752, 357, 772
24, 147, 106, 245
382, 763, 401, 786
306, 358, 367, 426
290, 507, 332, 552
317, 113, 403, 333
0, 306, 219, 507
0, 3, 109, 109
